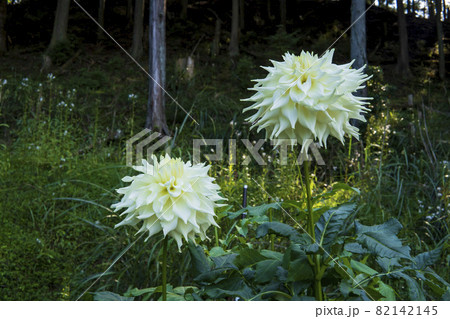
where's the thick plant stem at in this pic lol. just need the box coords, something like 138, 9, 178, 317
304, 160, 323, 301
162, 236, 168, 301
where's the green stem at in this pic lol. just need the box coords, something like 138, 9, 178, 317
304, 160, 323, 301
162, 236, 168, 301
214, 227, 219, 247
269, 209, 275, 251
304, 161, 315, 240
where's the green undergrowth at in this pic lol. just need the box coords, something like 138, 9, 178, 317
0, 44, 449, 300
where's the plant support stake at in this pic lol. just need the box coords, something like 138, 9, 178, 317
241, 184, 248, 219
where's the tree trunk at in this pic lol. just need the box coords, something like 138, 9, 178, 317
435, 0, 446, 79
49, 0, 71, 50
97, 0, 106, 40
229, 0, 239, 57
0, 0, 7, 55
212, 11, 221, 57
146, 0, 169, 134
428, 0, 435, 20
267, 0, 274, 21
351, 0, 367, 71
396, 0, 411, 78
442, 0, 446, 19
239, 0, 245, 30
280, 0, 286, 31
350, 0, 368, 126
407, 0, 411, 14
412, 0, 416, 15
181, 0, 188, 19
131, 0, 145, 59
127, 0, 133, 26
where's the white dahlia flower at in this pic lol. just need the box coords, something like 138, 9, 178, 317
112, 154, 225, 249
243, 49, 371, 152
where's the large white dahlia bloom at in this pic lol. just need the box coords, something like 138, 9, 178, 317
243, 49, 371, 152
112, 154, 225, 249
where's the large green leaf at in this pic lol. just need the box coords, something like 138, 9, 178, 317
233, 248, 267, 269
205, 276, 253, 300
93, 291, 134, 301
260, 249, 283, 260
251, 250, 284, 284
254, 259, 282, 283
375, 280, 396, 301
287, 255, 314, 282
344, 242, 368, 254
315, 204, 355, 251
394, 273, 426, 301
194, 269, 227, 283
412, 235, 447, 270
256, 222, 306, 243
412, 248, 442, 270
188, 242, 211, 277
355, 219, 411, 260
376, 257, 402, 272
350, 259, 377, 276
125, 287, 156, 297
211, 254, 238, 270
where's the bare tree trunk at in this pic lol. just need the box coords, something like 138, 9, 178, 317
428, 0, 435, 20
267, 0, 274, 21
435, 0, 446, 79
351, 0, 367, 70
49, 0, 71, 50
407, 0, 411, 14
131, 0, 145, 59
97, 0, 106, 40
396, 0, 411, 78
181, 0, 188, 19
0, 0, 6, 55
146, 0, 169, 134
412, 0, 416, 15
280, 0, 286, 31
210, 10, 222, 57
239, 0, 245, 30
229, 0, 239, 57
127, 0, 133, 26
442, 0, 446, 19
351, 0, 367, 85
351, 0, 368, 127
